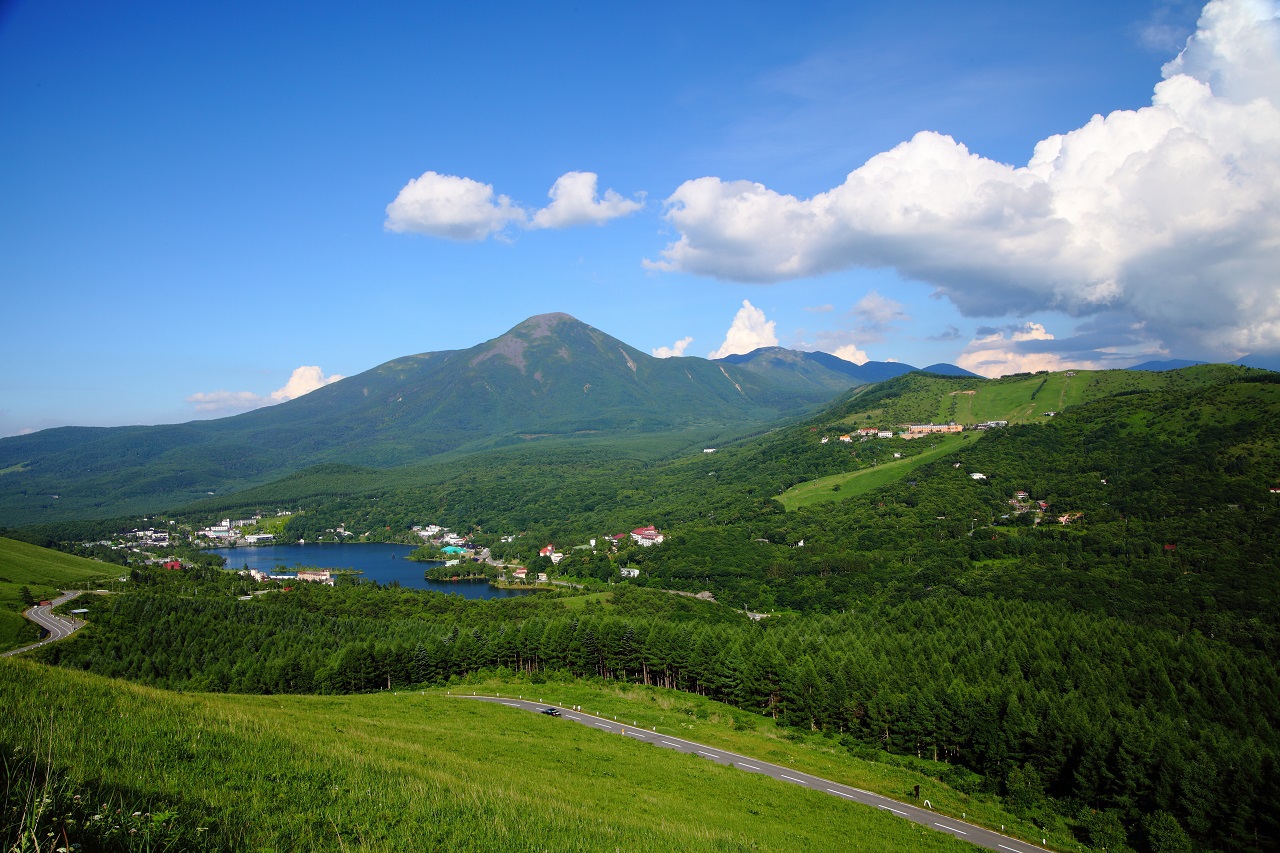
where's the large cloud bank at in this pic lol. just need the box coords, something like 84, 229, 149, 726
386, 171, 642, 239
646, 0, 1280, 358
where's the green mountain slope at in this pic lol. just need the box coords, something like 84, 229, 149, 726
0, 314, 845, 526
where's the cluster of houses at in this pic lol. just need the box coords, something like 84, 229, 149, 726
822, 421, 1013, 444
412, 525, 475, 565
196, 515, 275, 544
242, 568, 335, 586
128, 527, 171, 547
536, 526, 666, 567
1004, 491, 1080, 524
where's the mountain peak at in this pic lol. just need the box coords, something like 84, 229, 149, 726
470, 314, 591, 374
512, 312, 580, 338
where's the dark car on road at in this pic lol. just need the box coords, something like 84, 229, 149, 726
540, 708, 560, 716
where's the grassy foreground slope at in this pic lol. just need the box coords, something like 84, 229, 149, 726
0, 660, 973, 853
0, 536, 113, 651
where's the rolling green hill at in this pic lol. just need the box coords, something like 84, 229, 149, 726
817, 365, 1249, 429
778, 432, 971, 510
0, 536, 114, 651
0, 659, 980, 852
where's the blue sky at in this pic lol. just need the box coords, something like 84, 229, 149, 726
2, 0, 1277, 436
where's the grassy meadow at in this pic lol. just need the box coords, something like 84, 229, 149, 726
0, 536, 114, 651
458, 676, 1068, 851
0, 659, 981, 852
777, 433, 971, 510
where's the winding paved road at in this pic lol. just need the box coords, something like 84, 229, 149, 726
462, 694, 1051, 853
2, 591, 85, 657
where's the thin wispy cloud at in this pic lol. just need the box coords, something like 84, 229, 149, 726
851, 291, 909, 341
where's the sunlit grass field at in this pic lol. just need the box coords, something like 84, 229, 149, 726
777, 434, 970, 511
1, 659, 983, 852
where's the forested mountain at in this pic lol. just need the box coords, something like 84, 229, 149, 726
0, 314, 862, 526
164, 365, 1246, 536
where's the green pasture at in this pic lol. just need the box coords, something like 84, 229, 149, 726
777, 434, 970, 511
0, 659, 978, 852
832, 370, 1176, 431
558, 590, 615, 610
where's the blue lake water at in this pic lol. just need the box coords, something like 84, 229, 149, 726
207, 542, 534, 599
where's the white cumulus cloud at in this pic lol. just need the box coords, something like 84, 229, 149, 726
708, 300, 779, 358
530, 171, 644, 229
957, 323, 1103, 377
386, 170, 640, 239
270, 366, 344, 402
646, 0, 1280, 360
385, 171, 526, 240
831, 344, 870, 365
652, 336, 694, 358
187, 366, 344, 415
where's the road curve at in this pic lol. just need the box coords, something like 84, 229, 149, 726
461, 694, 1051, 853
2, 591, 85, 658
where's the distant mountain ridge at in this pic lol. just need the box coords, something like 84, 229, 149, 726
716, 347, 978, 383
1128, 354, 1280, 372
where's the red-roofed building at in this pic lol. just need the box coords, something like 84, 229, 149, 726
630, 526, 665, 547
163, 560, 182, 570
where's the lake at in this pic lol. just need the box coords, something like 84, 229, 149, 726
206, 542, 534, 599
